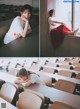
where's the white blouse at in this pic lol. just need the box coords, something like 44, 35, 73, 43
4, 16, 31, 44
30, 74, 45, 85
48, 16, 60, 31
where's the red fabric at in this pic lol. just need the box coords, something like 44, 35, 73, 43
53, 25, 71, 35
50, 25, 71, 49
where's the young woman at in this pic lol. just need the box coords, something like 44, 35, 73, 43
15, 68, 45, 87
4, 5, 32, 44
48, 9, 78, 48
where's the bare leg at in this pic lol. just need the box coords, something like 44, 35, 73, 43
66, 29, 79, 35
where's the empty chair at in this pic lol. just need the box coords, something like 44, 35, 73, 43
54, 79, 76, 93
31, 61, 37, 66
59, 65, 70, 69
17, 91, 44, 109
0, 82, 17, 103
42, 67, 54, 74
74, 67, 80, 72
30, 65, 41, 71
0, 79, 5, 89
58, 70, 72, 77
76, 74, 80, 80
8, 68, 18, 76
73, 63, 80, 67
24, 89, 45, 106
49, 101, 77, 109
71, 59, 79, 64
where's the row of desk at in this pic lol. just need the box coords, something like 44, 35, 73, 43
25, 68, 80, 84
0, 71, 80, 109
27, 84, 80, 109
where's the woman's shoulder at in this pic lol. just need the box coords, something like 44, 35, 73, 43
13, 16, 21, 22
30, 73, 38, 78
48, 16, 55, 20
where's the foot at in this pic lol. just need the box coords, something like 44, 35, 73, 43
73, 28, 79, 35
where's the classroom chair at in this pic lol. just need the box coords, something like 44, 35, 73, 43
76, 73, 80, 80
0, 82, 17, 103
17, 91, 44, 109
54, 79, 76, 94
58, 70, 73, 77
42, 67, 54, 74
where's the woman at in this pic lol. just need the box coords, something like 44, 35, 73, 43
4, 5, 32, 44
48, 9, 78, 49
15, 68, 45, 87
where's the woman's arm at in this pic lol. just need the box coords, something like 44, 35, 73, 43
49, 19, 65, 25
21, 20, 31, 37
21, 80, 32, 87
53, 21, 65, 25
14, 77, 24, 84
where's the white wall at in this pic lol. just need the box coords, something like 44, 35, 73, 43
47, 0, 54, 11
74, 3, 80, 30
55, 0, 72, 29
0, 0, 39, 7
47, 0, 72, 29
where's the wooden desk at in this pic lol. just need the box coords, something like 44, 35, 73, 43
27, 84, 80, 109
44, 65, 80, 74
0, 26, 39, 57
0, 71, 17, 84
25, 68, 80, 84
0, 97, 18, 109
30, 63, 80, 74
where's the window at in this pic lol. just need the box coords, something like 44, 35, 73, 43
53, 0, 80, 31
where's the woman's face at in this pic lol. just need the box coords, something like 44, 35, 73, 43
22, 9, 31, 19
52, 11, 55, 16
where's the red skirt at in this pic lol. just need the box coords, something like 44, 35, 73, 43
50, 25, 71, 49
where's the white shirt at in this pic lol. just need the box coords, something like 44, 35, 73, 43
48, 16, 60, 31
30, 74, 45, 85
4, 16, 31, 44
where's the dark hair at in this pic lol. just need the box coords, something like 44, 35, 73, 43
49, 9, 55, 17
17, 68, 30, 77
17, 68, 40, 77
21, 4, 32, 14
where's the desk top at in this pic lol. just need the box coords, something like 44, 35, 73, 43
0, 97, 18, 109
0, 71, 17, 84
0, 27, 39, 57
27, 84, 80, 109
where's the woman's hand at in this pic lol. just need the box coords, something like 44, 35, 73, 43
61, 22, 65, 25
14, 33, 21, 38
22, 17, 29, 22
21, 80, 31, 87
